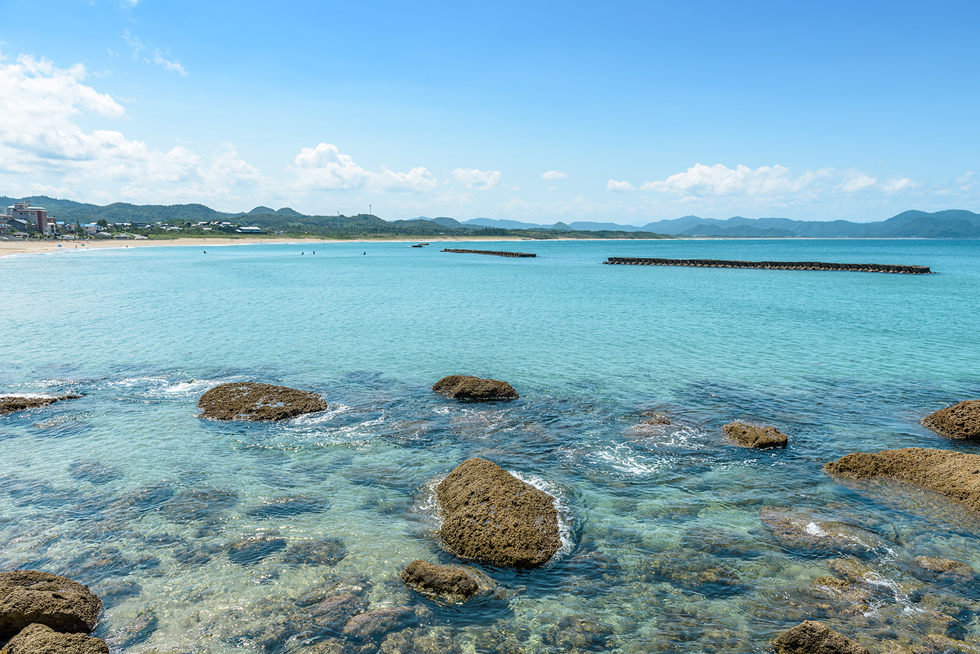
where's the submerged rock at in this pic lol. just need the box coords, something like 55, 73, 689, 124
400, 560, 480, 603
197, 382, 327, 421
723, 422, 788, 449
106, 609, 158, 649
772, 620, 870, 654
69, 460, 123, 485
436, 458, 560, 568
760, 507, 890, 558
431, 376, 518, 402
311, 593, 366, 632
342, 606, 417, 641
542, 616, 614, 651
161, 487, 238, 523
0, 623, 108, 654
378, 627, 462, 654
645, 549, 746, 597
281, 538, 348, 567
824, 448, 980, 514
0, 394, 82, 416
245, 495, 329, 519
913, 556, 978, 584
923, 400, 980, 440
0, 570, 103, 638
227, 535, 287, 565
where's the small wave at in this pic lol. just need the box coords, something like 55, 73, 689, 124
510, 471, 575, 565
290, 404, 353, 425
593, 445, 670, 476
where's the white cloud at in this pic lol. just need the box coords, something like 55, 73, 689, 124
640, 163, 828, 196
541, 170, 567, 180
123, 30, 145, 56
835, 172, 877, 193
452, 167, 501, 190
607, 179, 635, 192
122, 31, 187, 75
291, 143, 436, 193
882, 178, 915, 193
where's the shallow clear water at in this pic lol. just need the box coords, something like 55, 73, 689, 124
1, 239, 979, 653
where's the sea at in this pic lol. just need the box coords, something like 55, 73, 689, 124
1, 238, 979, 653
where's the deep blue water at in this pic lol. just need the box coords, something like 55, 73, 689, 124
1, 238, 978, 653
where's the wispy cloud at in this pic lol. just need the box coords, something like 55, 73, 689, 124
153, 51, 187, 75
541, 170, 567, 180
122, 30, 187, 75
290, 143, 437, 193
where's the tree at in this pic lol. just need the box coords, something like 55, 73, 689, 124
97, 219, 109, 228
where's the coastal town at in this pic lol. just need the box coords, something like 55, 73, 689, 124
0, 200, 265, 240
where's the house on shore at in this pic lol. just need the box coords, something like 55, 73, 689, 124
2, 201, 57, 235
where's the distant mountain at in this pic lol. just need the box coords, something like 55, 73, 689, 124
3, 195, 977, 238
462, 217, 551, 230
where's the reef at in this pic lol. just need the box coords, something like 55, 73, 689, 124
772, 620, 870, 654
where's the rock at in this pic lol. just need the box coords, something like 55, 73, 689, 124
0, 623, 108, 654
760, 507, 890, 558
913, 556, 977, 584
640, 410, 671, 425
680, 526, 760, 558
542, 616, 614, 651
436, 458, 560, 568
227, 535, 287, 565
400, 560, 479, 603
295, 575, 370, 608
197, 382, 327, 421
723, 422, 788, 449
311, 593, 366, 631
0, 395, 82, 416
824, 448, 980, 514
161, 487, 238, 523
342, 606, 416, 641
772, 620, 871, 654
923, 400, 980, 440
281, 538, 347, 566
0, 570, 103, 638
431, 376, 518, 402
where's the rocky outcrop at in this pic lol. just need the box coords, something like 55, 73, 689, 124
0, 623, 108, 654
0, 571, 102, 638
197, 382, 326, 421
400, 560, 479, 603
723, 422, 788, 448
824, 448, 980, 514
772, 620, 870, 654
913, 556, 978, 584
431, 376, 518, 402
0, 395, 81, 416
436, 458, 560, 568
923, 400, 980, 440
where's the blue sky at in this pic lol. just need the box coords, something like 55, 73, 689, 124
0, 0, 977, 223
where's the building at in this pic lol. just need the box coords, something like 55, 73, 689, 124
7, 201, 55, 235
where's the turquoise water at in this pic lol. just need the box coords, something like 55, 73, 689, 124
1, 239, 979, 653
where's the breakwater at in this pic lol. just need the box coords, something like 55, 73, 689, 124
603, 257, 931, 274
442, 248, 536, 258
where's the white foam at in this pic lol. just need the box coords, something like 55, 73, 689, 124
805, 521, 827, 537
510, 470, 576, 565
594, 444, 669, 476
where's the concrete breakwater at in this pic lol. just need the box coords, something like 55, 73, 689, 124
603, 257, 931, 274
442, 248, 536, 258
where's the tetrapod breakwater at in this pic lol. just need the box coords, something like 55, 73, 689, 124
603, 257, 931, 274
442, 249, 537, 258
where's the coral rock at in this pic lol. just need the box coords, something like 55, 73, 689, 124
723, 422, 788, 449
431, 376, 518, 402
436, 458, 560, 568
0, 571, 103, 638
0, 395, 81, 416
772, 620, 870, 654
923, 400, 980, 440
0, 623, 108, 654
400, 560, 479, 603
197, 382, 326, 421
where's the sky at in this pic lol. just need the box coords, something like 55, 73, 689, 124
0, 0, 977, 224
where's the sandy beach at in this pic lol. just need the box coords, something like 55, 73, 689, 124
0, 235, 542, 258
